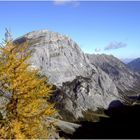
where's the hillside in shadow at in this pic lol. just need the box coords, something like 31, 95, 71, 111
69, 100, 140, 139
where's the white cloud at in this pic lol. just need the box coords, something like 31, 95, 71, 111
95, 48, 101, 52
53, 0, 80, 7
104, 41, 127, 51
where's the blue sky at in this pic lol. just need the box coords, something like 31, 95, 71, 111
0, 1, 140, 59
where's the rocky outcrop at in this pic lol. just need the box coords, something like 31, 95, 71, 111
86, 54, 140, 96
14, 30, 121, 121
46, 117, 81, 135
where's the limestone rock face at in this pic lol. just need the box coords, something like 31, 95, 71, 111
14, 30, 120, 121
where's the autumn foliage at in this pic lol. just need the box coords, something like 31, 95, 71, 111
0, 41, 57, 139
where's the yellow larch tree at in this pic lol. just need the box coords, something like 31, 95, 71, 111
0, 40, 57, 139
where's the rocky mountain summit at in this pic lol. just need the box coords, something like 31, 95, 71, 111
128, 58, 140, 73
14, 30, 120, 122
86, 54, 140, 96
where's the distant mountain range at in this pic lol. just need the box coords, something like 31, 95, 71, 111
127, 58, 140, 72
121, 58, 135, 64
86, 54, 140, 96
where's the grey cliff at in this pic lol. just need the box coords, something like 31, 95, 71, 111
13, 30, 121, 121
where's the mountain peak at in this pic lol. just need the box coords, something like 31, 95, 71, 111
13, 30, 120, 121
128, 58, 140, 72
